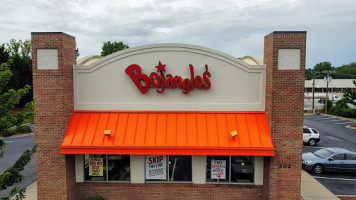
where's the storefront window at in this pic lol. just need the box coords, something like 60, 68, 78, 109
206, 156, 230, 183
84, 154, 107, 181
145, 155, 192, 182
108, 155, 130, 181
169, 155, 192, 182
230, 156, 254, 183
206, 156, 254, 184
84, 154, 130, 182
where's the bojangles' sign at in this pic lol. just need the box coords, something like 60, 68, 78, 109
125, 61, 211, 94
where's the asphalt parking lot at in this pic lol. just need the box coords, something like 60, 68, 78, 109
303, 114, 356, 195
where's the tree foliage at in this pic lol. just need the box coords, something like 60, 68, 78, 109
100, 41, 129, 57
344, 80, 356, 106
0, 44, 9, 64
333, 62, 356, 79
306, 62, 356, 80
76, 48, 80, 59
0, 62, 36, 200
0, 63, 33, 135
3, 40, 32, 107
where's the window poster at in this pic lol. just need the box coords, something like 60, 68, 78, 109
89, 157, 104, 176
211, 160, 226, 179
145, 155, 167, 180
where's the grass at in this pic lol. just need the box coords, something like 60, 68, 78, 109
320, 113, 356, 121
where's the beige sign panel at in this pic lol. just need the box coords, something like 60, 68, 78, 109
74, 44, 265, 111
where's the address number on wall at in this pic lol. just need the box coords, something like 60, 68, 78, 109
279, 164, 291, 168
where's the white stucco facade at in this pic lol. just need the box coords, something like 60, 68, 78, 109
73, 44, 266, 111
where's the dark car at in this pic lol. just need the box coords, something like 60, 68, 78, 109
302, 147, 356, 174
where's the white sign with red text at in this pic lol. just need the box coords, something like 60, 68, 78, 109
145, 155, 167, 180
211, 160, 226, 179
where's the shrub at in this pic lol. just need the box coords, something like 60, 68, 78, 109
342, 108, 356, 118
335, 99, 349, 108
15, 125, 32, 133
330, 108, 356, 118
323, 99, 333, 113
0, 129, 16, 137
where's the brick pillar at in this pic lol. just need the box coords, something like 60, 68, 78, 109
32, 32, 76, 200
263, 31, 306, 199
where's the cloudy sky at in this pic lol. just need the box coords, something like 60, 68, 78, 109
1, 0, 355, 68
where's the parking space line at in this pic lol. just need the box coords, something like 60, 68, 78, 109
312, 176, 356, 182
310, 117, 331, 120
5, 141, 14, 143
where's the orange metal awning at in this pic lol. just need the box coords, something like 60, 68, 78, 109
60, 111, 275, 156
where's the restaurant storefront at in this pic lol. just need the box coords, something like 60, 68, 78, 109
32, 31, 306, 200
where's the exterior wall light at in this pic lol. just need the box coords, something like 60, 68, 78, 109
104, 130, 112, 137
230, 130, 238, 138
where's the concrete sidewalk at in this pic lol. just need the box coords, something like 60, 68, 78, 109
301, 170, 339, 200
10, 182, 37, 200
18, 171, 340, 200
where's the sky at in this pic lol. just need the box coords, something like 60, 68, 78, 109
0, 0, 355, 68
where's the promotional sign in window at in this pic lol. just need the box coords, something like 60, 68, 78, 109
211, 160, 226, 179
89, 157, 104, 176
145, 155, 167, 180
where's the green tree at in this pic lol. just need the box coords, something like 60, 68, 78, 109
100, 41, 129, 57
76, 48, 80, 59
313, 62, 334, 79
0, 44, 9, 64
344, 80, 356, 106
334, 62, 356, 79
5, 39, 32, 107
305, 68, 314, 80
0, 62, 36, 200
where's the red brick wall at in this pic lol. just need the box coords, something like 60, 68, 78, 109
76, 183, 263, 200
263, 31, 306, 199
32, 32, 76, 200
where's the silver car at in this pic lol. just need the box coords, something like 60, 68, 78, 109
302, 147, 356, 174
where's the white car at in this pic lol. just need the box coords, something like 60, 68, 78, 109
303, 127, 320, 146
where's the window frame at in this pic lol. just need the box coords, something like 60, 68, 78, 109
331, 153, 346, 160
83, 154, 131, 183
311, 128, 319, 134
144, 155, 193, 183
303, 128, 311, 133
205, 156, 255, 185
346, 153, 356, 160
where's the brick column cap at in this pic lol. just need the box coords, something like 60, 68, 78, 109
31, 32, 75, 38
265, 31, 307, 37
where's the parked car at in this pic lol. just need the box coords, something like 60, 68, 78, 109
303, 127, 320, 146
302, 147, 356, 174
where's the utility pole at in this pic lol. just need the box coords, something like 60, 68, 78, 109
312, 77, 315, 113
322, 70, 333, 114
325, 74, 329, 114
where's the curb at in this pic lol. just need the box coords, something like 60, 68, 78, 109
0, 132, 34, 139
317, 114, 356, 129
320, 113, 356, 122
346, 125, 356, 130
337, 195, 356, 200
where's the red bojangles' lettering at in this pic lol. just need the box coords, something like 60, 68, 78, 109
125, 61, 212, 94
